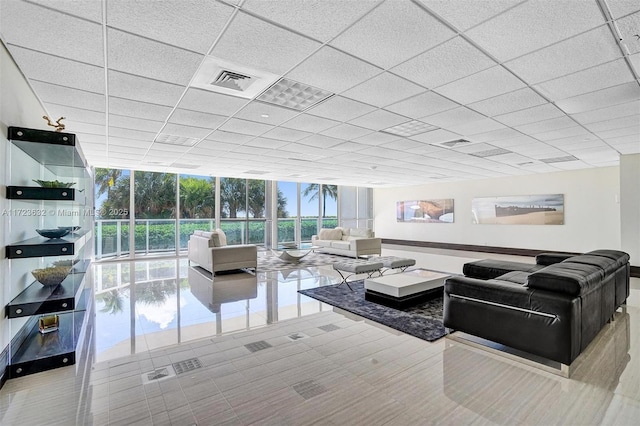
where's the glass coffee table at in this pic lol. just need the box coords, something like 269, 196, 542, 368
277, 243, 319, 262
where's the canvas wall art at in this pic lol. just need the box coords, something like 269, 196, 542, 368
397, 199, 454, 223
471, 194, 564, 225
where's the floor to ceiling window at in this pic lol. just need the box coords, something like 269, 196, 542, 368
178, 174, 216, 250
276, 181, 296, 246
95, 168, 130, 258
133, 171, 177, 255
339, 186, 373, 229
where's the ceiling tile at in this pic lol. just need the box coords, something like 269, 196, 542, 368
197, 137, 241, 150
505, 26, 622, 84
584, 115, 640, 133
571, 100, 640, 125
515, 116, 577, 135
8, 46, 104, 93
168, 109, 227, 129
242, 137, 287, 150
330, 142, 369, 152
348, 109, 408, 131
108, 29, 203, 85
64, 121, 106, 135
465, 0, 604, 61
392, 36, 496, 89
320, 123, 372, 140
380, 138, 426, 151
418, 0, 522, 31
298, 134, 344, 149
607, 1, 640, 19
161, 123, 211, 139
219, 118, 273, 136
534, 59, 635, 100
211, 11, 320, 75
307, 96, 376, 122
261, 127, 312, 142
467, 88, 547, 117
107, 0, 233, 53
23, 0, 103, 22
31, 81, 105, 112
108, 97, 173, 121
434, 66, 526, 104
242, 0, 378, 42
341, 73, 425, 108
494, 103, 565, 127
421, 106, 485, 127
234, 102, 299, 125
616, 11, 640, 55
109, 127, 157, 142
1, 2, 104, 66
533, 125, 592, 142
594, 125, 639, 139
108, 115, 164, 133
44, 103, 104, 125
282, 114, 340, 133
108, 71, 185, 106
286, 46, 381, 94
555, 82, 640, 114
179, 88, 249, 116
467, 128, 524, 144
352, 132, 401, 146
384, 91, 459, 119
331, 0, 455, 69
447, 118, 505, 136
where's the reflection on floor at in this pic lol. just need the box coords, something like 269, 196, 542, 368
1, 246, 639, 425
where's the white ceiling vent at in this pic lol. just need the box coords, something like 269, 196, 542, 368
471, 148, 512, 158
540, 155, 578, 163
154, 134, 201, 147
257, 78, 333, 111
191, 56, 280, 99
441, 139, 471, 148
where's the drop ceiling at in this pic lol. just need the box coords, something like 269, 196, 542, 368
0, 0, 638, 187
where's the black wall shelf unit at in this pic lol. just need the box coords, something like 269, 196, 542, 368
6, 230, 91, 258
7, 186, 75, 200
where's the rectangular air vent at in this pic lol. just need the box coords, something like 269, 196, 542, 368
540, 155, 578, 163
441, 139, 471, 148
154, 134, 201, 147
212, 70, 252, 92
471, 148, 512, 157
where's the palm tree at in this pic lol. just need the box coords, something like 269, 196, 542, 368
180, 177, 215, 218
302, 184, 338, 217
95, 168, 123, 197
96, 289, 125, 315
220, 177, 246, 218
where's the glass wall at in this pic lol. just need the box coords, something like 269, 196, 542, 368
133, 171, 177, 255
277, 181, 297, 246
339, 186, 373, 229
179, 175, 216, 250
95, 168, 131, 258
320, 184, 338, 229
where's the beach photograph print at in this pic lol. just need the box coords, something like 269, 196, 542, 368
471, 194, 564, 225
397, 199, 454, 223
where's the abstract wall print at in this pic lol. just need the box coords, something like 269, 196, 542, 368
471, 194, 564, 225
397, 199, 454, 223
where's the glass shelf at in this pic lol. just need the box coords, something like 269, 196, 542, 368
6, 260, 89, 318
6, 229, 91, 259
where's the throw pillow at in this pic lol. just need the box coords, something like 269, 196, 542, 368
216, 228, 228, 246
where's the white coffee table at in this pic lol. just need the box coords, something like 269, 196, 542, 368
277, 244, 319, 263
364, 270, 449, 308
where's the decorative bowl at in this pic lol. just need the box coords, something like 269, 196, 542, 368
32, 266, 71, 287
32, 179, 75, 188
36, 228, 70, 239
58, 226, 81, 233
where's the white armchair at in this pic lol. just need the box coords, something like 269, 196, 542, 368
188, 229, 257, 274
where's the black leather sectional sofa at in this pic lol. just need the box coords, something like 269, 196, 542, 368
443, 250, 630, 366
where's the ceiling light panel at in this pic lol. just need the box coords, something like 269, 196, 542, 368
392, 36, 496, 89
154, 133, 201, 147
381, 120, 439, 137
341, 72, 425, 108
464, 0, 603, 62
108, 70, 184, 106
505, 26, 621, 84
211, 11, 320, 75
331, 0, 455, 69
286, 46, 381, 93
257, 78, 333, 111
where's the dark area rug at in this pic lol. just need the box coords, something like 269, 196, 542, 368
298, 280, 448, 342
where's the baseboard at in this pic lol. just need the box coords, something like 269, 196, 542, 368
382, 239, 640, 278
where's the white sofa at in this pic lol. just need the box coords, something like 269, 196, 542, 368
311, 227, 381, 258
188, 229, 257, 274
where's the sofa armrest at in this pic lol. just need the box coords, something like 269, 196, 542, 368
444, 276, 532, 308
349, 237, 381, 252
210, 245, 257, 264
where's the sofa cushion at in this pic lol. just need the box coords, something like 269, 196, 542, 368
585, 250, 630, 269
318, 228, 343, 241
349, 228, 373, 238
215, 228, 227, 247
330, 241, 351, 250
526, 262, 603, 296
314, 240, 332, 248
494, 271, 530, 285
562, 255, 617, 275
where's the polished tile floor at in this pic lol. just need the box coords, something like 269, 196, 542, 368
1, 246, 639, 425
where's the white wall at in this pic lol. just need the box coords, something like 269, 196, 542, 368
620, 154, 640, 266
374, 166, 623, 257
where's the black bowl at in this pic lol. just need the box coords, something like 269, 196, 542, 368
36, 228, 70, 239
58, 226, 81, 233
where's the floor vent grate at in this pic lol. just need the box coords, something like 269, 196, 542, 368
293, 379, 327, 400
287, 332, 310, 341
141, 366, 176, 384
172, 358, 203, 375
318, 324, 340, 332
245, 340, 272, 353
